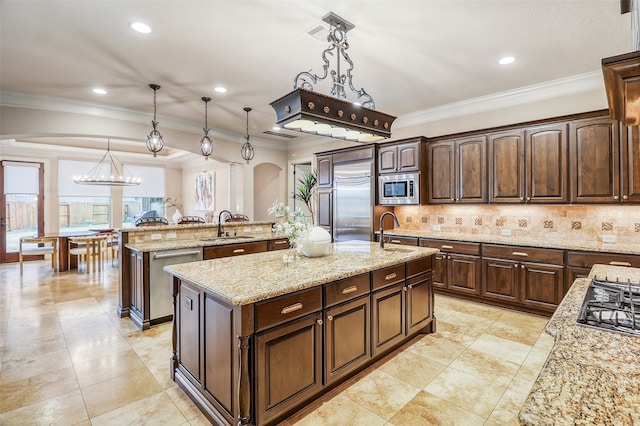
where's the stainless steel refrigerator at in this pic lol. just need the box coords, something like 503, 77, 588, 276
333, 161, 374, 242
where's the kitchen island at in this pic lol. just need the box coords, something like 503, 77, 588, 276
164, 241, 438, 426
519, 264, 640, 425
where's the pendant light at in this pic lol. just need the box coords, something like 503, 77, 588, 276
240, 107, 255, 164
73, 139, 141, 186
146, 83, 164, 157
200, 97, 214, 159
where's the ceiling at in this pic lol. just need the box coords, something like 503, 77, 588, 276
0, 0, 634, 154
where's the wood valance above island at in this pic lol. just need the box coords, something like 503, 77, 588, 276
164, 241, 438, 426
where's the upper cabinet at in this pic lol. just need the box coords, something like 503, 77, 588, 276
427, 136, 487, 204
317, 155, 333, 187
622, 124, 640, 203
378, 137, 425, 174
488, 130, 525, 203
526, 122, 569, 203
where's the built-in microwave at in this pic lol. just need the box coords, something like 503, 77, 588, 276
378, 172, 420, 205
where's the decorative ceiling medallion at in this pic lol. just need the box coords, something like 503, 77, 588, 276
308, 102, 315, 110
323, 106, 330, 113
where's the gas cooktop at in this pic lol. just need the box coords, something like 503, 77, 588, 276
577, 277, 640, 337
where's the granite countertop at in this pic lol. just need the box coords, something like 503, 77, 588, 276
164, 241, 438, 306
519, 264, 640, 425
379, 228, 640, 255
125, 234, 285, 252
120, 220, 274, 234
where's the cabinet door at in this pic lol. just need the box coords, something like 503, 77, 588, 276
397, 142, 420, 172
488, 131, 525, 203
569, 117, 620, 203
449, 254, 481, 295
371, 283, 406, 357
324, 296, 371, 384
317, 155, 333, 187
406, 274, 432, 335
428, 141, 455, 203
130, 251, 144, 314
525, 123, 568, 203
456, 136, 487, 203
565, 266, 590, 296
622, 124, 640, 203
520, 262, 564, 313
256, 313, 323, 425
317, 188, 332, 232
482, 258, 519, 303
432, 252, 447, 290
378, 145, 397, 173
179, 283, 201, 382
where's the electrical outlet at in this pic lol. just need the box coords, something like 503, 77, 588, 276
602, 235, 617, 243
501, 229, 512, 236
151, 233, 162, 240
166, 232, 177, 239
244, 226, 252, 232
432, 225, 441, 231
254, 226, 262, 231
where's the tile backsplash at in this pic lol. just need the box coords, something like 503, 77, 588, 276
394, 205, 640, 244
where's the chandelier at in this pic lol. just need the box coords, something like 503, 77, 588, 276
240, 107, 255, 163
146, 83, 164, 156
270, 12, 396, 142
73, 139, 141, 186
200, 97, 214, 159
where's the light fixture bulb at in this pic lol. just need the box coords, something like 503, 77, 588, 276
130, 22, 151, 33
214, 86, 227, 93
499, 56, 516, 65
92, 88, 107, 95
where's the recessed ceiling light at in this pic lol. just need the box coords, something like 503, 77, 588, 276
214, 86, 227, 93
272, 126, 281, 131
92, 88, 107, 95
130, 22, 151, 34
499, 56, 516, 65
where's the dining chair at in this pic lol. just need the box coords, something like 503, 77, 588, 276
177, 216, 205, 224
68, 235, 109, 273
19, 236, 58, 274
135, 217, 169, 227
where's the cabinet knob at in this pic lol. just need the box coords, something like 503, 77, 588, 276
521, 265, 525, 269
623, 195, 628, 200
317, 319, 323, 326
614, 195, 619, 200
403, 287, 408, 292
527, 196, 531, 201
520, 197, 524, 201
513, 264, 518, 268
451, 198, 454, 201
327, 315, 333, 321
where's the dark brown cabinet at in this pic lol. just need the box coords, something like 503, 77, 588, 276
482, 244, 564, 313
525, 122, 569, 203
267, 238, 290, 251
569, 117, 620, 203
372, 283, 406, 357
420, 239, 480, 295
317, 188, 332, 232
178, 282, 201, 382
130, 250, 146, 324
622, 124, 640, 203
488, 130, 526, 203
317, 155, 333, 187
378, 138, 424, 174
565, 251, 640, 294
203, 241, 268, 259
427, 136, 487, 204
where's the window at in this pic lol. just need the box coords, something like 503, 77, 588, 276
58, 159, 111, 232
122, 164, 165, 227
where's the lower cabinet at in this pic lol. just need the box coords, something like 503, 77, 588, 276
203, 241, 268, 259
372, 283, 406, 357
420, 239, 480, 296
565, 251, 640, 294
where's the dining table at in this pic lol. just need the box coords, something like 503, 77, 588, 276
43, 230, 98, 271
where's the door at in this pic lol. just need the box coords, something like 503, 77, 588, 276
1, 161, 45, 263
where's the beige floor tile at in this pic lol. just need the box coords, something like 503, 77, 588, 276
436, 312, 495, 346
521, 347, 551, 372
449, 348, 521, 386
487, 388, 528, 425
0, 366, 79, 414
508, 364, 541, 396
0, 332, 67, 359
407, 332, 467, 365
60, 313, 116, 335
424, 367, 507, 418
90, 391, 187, 426
165, 387, 203, 421
388, 390, 486, 426
293, 394, 387, 426
189, 414, 216, 425
378, 348, 446, 388
533, 331, 555, 352
0, 348, 73, 384
81, 367, 163, 417
342, 369, 420, 420
74, 349, 147, 388
0, 389, 88, 425
3, 320, 64, 346
63, 320, 122, 348
468, 333, 532, 365
484, 320, 544, 346
67, 332, 131, 364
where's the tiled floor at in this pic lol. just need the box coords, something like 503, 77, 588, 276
0, 260, 553, 425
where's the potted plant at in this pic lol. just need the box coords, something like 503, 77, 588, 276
292, 170, 317, 225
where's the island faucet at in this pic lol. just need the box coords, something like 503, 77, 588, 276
217, 210, 232, 237
379, 211, 400, 249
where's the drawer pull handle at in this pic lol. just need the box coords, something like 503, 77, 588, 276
317, 319, 323, 325
281, 303, 303, 314
609, 261, 631, 267
342, 286, 358, 294
385, 272, 397, 280
274, 240, 288, 245
511, 251, 529, 257
441, 245, 454, 249
233, 249, 245, 254
390, 239, 401, 243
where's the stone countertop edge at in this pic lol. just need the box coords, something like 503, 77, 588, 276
518, 264, 640, 426
164, 242, 438, 306
124, 233, 285, 252
377, 229, 640, 255
119, 220, 275, 234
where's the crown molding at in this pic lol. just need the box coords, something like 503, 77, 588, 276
394, 70, 605, 129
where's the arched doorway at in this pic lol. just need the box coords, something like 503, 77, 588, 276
253, 163, 282, 221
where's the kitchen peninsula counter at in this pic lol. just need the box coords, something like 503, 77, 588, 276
519, 264, 640, 425
165, 241, 437, 426
125, 233, 283, 252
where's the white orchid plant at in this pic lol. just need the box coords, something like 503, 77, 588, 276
268, 200, 311, 248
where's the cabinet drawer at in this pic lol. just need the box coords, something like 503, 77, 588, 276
203, 241, 268, 259
324, 273, 370, 308
419, 239, 481, 255
255, 287, 322, 332
482, 244, 564, 265
267, 238, 290, 251
372, 264, 406, 290
406, 257, 432, 278
376, 235, 419, 246
566, 251, 640, 268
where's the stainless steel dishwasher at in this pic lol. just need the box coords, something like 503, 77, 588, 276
149, 248, 202, 323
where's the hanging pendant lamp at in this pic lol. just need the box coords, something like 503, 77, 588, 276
200, 97, 214, 159
240, 107, 255, 164
146, 83, 164, 157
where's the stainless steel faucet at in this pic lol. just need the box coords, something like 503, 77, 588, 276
379, 211, 400, 249
217, 210, 232, 237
